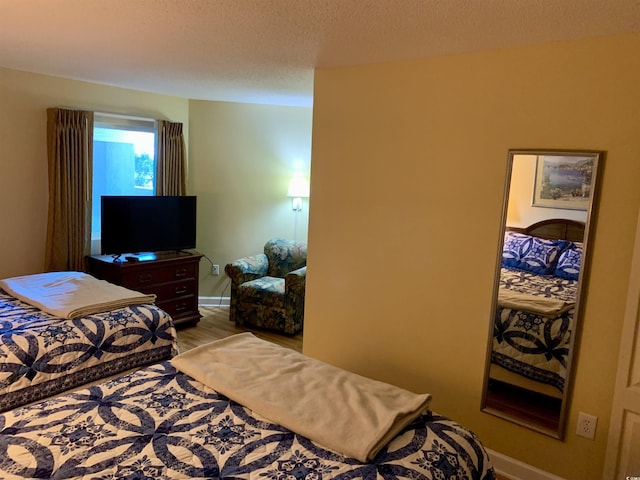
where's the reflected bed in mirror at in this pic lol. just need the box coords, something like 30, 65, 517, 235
481, 150, 603, 439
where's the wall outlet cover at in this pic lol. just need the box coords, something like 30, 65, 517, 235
576, 412, 597, 440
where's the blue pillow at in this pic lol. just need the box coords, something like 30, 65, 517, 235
502, 232, 529, 269
554, 243, 582, 280
502, 231, 568, 275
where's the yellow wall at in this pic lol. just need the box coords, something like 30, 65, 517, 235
188, 100, 312, 297
0, 67, 189, 278
305, 33, 640, 479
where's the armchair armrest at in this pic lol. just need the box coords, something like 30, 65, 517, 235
284, 266, 306, 333
225, 253, 269, 286
285, 266, 306, 292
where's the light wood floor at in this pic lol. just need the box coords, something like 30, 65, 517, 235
176, 306, 302, 353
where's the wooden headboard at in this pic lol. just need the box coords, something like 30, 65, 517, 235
507, 218, 585, 243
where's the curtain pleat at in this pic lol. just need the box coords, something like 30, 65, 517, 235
156, 120, 186, 196
46, 108, 93, 272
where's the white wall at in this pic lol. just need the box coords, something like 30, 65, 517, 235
188, 100, 313, 297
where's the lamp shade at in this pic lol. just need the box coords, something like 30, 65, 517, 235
287, 176, 310, 198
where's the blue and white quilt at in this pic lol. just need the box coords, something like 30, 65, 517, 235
0, 362, 496, 479
0, 289, 178, 412
492, 268, 578, 392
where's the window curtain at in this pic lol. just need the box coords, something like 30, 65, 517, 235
156, 120, 186, 195
45, 108, 94, 272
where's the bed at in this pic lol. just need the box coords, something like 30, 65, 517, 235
490, 219, 584, 397
0, 333, 496, 480
0, 271, 178, 412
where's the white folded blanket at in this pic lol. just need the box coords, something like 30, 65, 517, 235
498, 289, 575, 317
171, 333, 431, 462
0, 271, 156, 319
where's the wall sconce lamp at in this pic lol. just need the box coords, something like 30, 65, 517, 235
287, 175, 310, 212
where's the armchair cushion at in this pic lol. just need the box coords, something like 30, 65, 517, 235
239, 277, 285, 299
264, 238, 307, 278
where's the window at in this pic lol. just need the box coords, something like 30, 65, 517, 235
91, 114, 156, 252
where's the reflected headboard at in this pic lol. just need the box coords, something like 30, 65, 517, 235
507, 218, 585, 242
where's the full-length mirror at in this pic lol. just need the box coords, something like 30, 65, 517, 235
481, 149, 603, 438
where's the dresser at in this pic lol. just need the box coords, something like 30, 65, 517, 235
86, 251, 203, 326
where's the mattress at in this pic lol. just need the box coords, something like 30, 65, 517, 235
492, 268, 578, 392
0, 360, 496, 479
0, 289, 178, 412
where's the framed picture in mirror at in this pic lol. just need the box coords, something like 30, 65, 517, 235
532, 154, 597, 210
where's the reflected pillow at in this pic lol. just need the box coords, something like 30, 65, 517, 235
502, 231, 568, 275
502, 232, 529, 269
554, 243, 582, 280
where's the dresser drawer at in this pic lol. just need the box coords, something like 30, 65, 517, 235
157, 295, 198, 318
150, 279, 196, 302
120, 262, 197, 288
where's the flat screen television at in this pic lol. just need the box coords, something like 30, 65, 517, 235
101, 195, 197, 256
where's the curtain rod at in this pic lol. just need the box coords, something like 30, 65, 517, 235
94, 111, 156, 122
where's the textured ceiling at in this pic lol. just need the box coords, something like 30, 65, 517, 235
1, 0, 639, 107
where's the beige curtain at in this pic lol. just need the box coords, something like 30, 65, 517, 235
46, 108, 94, 272
156, 120, 186, 195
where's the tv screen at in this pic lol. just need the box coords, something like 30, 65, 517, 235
101, 195, 197, 255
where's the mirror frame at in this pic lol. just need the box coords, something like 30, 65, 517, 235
481, 149, 604, 439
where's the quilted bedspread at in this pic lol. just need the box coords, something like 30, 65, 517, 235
0, 289, 178, 412
0, 362, 496, 479
492, 268, 578, 392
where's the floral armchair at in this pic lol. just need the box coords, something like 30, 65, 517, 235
224, 238, 307, 335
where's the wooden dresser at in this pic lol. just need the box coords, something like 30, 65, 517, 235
86, 251, 203, 326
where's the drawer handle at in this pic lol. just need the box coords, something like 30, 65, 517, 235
175, 286, 188, 295
175, 302, 187, 312
138, 274, 153, 284
175, 268, 188, 278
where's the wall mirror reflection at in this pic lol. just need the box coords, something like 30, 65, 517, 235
481, 149, 603, 439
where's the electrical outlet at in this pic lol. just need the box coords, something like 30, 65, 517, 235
576, 412, 597, 439
212, 264, 220, 276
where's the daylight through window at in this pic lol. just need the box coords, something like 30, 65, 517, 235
91, 114, 156, 251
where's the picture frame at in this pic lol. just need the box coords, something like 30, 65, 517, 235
532, 152, 600, 210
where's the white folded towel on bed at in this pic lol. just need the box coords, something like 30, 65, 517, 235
498, 289, 575, 317
172, 332, 431, 462
0, 271, 156, 319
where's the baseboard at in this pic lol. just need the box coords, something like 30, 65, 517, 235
487, 449, 567, 480
198, 296, 230, 307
